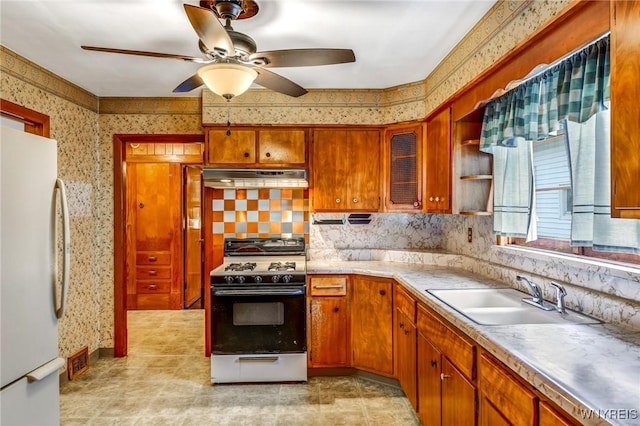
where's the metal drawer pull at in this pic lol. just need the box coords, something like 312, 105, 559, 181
238, 356, 279, 362
148, 270, 157, 275
148, 256, 157, 262
148, 284, 157, 290
313, 284, 344, 289
440, 373, 450, 381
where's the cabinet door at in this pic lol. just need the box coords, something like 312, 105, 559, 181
479, 395, 511, 426
425, 108, 452, 213
539, 401, 578, 426
441, 357, 476, 426
350, 276, 393, 376
610, 0, 640, 218
384, 123, 424, 212
417, 333, 442, 426
396, 309, 417, 411
206, 129, 256, 165
479, 352, 536, 426
309, 297, 349, 367
311, 129, 349, 210
257, 129, 306, 165
347, 130, 380, 211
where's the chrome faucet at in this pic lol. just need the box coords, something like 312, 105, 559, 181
549, 282, 567, 314
516, 275, 554, 311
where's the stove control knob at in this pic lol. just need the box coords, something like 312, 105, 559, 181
236, 276, 246, 284
282, 275, 293, 283
271, 275, 280, 283
224, 276, 234, 284
253, 276, 263, 283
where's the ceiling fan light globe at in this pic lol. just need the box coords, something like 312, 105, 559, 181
197, 63, 257, 99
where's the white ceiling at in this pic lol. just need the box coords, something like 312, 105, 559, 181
0, 0, 496, 98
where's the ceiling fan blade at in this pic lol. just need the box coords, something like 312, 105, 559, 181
254, 68, 307, 97
183, 4, 234, 56
173, 74, 204, 93
81, 45, 205, 62
249, 49, 355, 68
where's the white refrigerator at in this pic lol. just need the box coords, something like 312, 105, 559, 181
0, 126, 70, 425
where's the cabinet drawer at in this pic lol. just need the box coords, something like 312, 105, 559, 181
136, 280, 171, 294
309, 276, 347, 296
479, 352, 536, 426
417, 304, 475, 381
394, 284, 416, 322
136, 251, 171, 265
136, 266, 171, 280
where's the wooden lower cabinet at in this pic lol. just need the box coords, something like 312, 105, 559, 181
417, 304, 476, 426
479, 351, 537, 426
396, 309, 417, 410
394, 283, 418, 410
350, 276, 393, 376
308, 276, 349, 368
539, 401, 578, 426
417, 333, 443, 426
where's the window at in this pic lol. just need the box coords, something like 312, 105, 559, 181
531, 134, 572, 240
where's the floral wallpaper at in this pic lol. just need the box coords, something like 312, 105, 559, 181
1, 0, 603, 357
0, 68, 100, 366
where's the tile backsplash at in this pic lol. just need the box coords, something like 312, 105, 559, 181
209, 188, 309, 247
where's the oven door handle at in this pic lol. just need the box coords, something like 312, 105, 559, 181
212, 288, 305, 297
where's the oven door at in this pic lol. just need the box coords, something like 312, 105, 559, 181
211, 285, 306, 354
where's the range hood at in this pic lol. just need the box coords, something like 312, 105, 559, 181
203, 168, 308, 189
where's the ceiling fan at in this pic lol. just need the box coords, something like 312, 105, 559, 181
81, 0, 356, 99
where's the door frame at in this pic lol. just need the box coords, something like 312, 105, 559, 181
113, 134, 203, 357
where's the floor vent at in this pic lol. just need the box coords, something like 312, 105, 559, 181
67, 346, 89, 380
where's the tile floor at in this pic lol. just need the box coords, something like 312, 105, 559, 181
60, 309, 420, 425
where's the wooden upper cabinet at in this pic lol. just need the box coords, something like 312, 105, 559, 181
383, 122, 425, 212
425, 108, 452, 213
257, 129, 306, 164
205, 127, 306, 167
610, 0, 640, 219
311, 128, 381, 212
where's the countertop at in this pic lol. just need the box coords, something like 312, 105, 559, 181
307, 260, 640, 426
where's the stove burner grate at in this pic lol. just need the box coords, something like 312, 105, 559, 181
225, 262, 257, 272
268, 261, 296, 272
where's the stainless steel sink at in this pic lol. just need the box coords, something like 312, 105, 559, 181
427, 288, 602, 325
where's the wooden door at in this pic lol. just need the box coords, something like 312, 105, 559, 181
350, 276, 393, 376
425, 108, 452, 212
311, 130, 349, 211
396, 309, 418, 411
347, 130, 381, 210
309, 297, 349, 367
206, 129, 256, 165
183, 165, 202, 308
127, 162, 182, 310
441, 357, 476, 426
417, 333, 442, 426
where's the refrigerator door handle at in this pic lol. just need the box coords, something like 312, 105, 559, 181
54, 179, 70, 319
26, 357, 65, 382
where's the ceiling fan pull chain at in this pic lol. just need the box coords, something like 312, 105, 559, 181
226, 104, 232, 137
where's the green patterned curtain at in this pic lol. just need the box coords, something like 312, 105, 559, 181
480, 36, 610, 153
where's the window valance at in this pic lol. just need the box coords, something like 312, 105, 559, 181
480, 35, 610, 153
